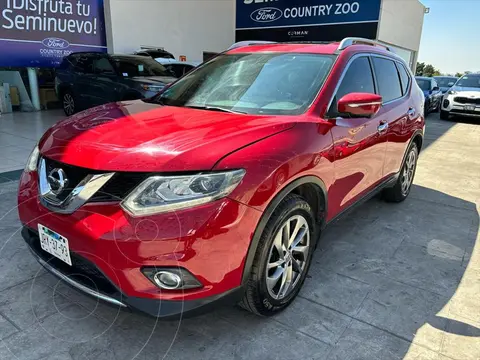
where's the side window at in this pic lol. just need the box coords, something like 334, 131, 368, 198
94, 57, 115, 74
396, 63, 411, 96
330, 56, 375, 113
74, 55, 94, 74
372, 57, 403, 103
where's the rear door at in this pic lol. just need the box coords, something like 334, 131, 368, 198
328, 55, 388, 216
372, 56, 413, 177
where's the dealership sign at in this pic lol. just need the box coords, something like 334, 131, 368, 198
0, 0, 107, 68
236, 0, 382, 42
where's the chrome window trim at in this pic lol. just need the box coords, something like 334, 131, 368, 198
38, 158, 115, 214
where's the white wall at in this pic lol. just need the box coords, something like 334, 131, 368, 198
377, 0, 425, 53
105, 0, 235, 63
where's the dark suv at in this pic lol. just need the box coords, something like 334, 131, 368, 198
55, 53, 177, 115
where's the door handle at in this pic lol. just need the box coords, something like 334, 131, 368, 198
407, 107, 416, 120
377, 121, 388, 133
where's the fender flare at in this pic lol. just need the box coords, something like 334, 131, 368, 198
241, 175, 328, 284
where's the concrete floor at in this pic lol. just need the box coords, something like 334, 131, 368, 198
0, 113, 478, 360
0, 110, 64, 173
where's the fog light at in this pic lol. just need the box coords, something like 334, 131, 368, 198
142, 267, 202, 290
443, 99, 450, 108
154, 271, 182, 289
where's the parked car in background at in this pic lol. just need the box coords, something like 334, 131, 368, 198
441, 73, 480, 120
133, 47, 175, 60
155, 58, 200, 78
55, 53, 177, 115
434, 76, 458, 94
20, 38, 424, 319
415, 76, 442, 114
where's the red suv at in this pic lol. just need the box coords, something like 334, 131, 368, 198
18, 38, 425, 318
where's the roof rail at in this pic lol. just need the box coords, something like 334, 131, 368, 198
139, 45, 165, 50
337, 37, 393, 52
227, 41, 276, 50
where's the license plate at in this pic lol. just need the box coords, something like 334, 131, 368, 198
465, 105, 476, 111
38, 224, 72, 266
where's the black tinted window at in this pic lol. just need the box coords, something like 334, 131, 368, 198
333, 57, 375, 111
372, 57, 402, 102
397, 63, 410, 95
73, 55, 94, 74
94, 57, 115, 74
164, 64, 184, 78
112, 56, 173, 77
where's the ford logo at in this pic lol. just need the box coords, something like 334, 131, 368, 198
250, 7, 283, 23
42, 37, 70, 49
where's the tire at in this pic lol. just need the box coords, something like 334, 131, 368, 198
240, 194, 317, 316
383, 143, 419, 203
62, 90, 76, 116
440, 110, 450, 120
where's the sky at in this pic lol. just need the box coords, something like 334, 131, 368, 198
418, 0, 479, 75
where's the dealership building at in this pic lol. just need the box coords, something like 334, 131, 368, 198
0, 0, 426, 112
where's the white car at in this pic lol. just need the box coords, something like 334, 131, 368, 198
441, 73, 480, 120
155, 58, 200, 78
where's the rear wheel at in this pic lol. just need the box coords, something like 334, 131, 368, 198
440, 110, 450, 120
240, 194, 316, 316
62, 90, 76, 116
383, 143, 418, 203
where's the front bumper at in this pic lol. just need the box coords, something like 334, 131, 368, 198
23, 225, 245, 319
18, 170, 262, 317
441, 95, 480, 117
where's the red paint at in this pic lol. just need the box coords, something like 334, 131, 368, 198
18, 42, 424, 306
337, 93, 383, 117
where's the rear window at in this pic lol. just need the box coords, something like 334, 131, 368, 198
372, 57, 403, 102
111, 56, 172, 77
416, 79, 431, 91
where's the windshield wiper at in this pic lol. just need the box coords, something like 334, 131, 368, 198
185, 105, 246, 114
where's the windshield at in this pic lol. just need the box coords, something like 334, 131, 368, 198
416, 79, 431, 91
456, 75, 480, 88
150, 53, 335, 115
112, 56, 173, 77
435, 77, 457, 87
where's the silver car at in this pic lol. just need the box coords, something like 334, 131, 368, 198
441, 74, 480, 120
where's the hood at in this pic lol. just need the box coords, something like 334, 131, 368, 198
450, 86, 480, 97
440, 87, 451, 93
39, 101, 295, 172
130, 76, 177, 85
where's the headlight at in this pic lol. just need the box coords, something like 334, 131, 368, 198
24, 145, 39, 172
141, 84, 164, 92
121, 170, 246, 216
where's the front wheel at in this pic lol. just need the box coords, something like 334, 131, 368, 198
240, 194, 316, 316
62, 90, 76, 116
440, 110, 450, 120
383, 143, 419, 202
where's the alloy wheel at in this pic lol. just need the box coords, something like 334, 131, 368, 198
63, 94, 75, 116
401, 149, 417, 195
265, 215, 310, 300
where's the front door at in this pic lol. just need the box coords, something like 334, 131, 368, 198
327, 55, 388, 218
92, 56, 121, 105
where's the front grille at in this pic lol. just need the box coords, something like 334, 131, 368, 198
454, 96, 480, 105
43, 157, 95, 202
42, 157, 148, 203
25, 228, 120, 296
90, 172, 148, 202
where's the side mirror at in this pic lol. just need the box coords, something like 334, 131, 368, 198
337, 93, 383, 117
433, 86, 440, 91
